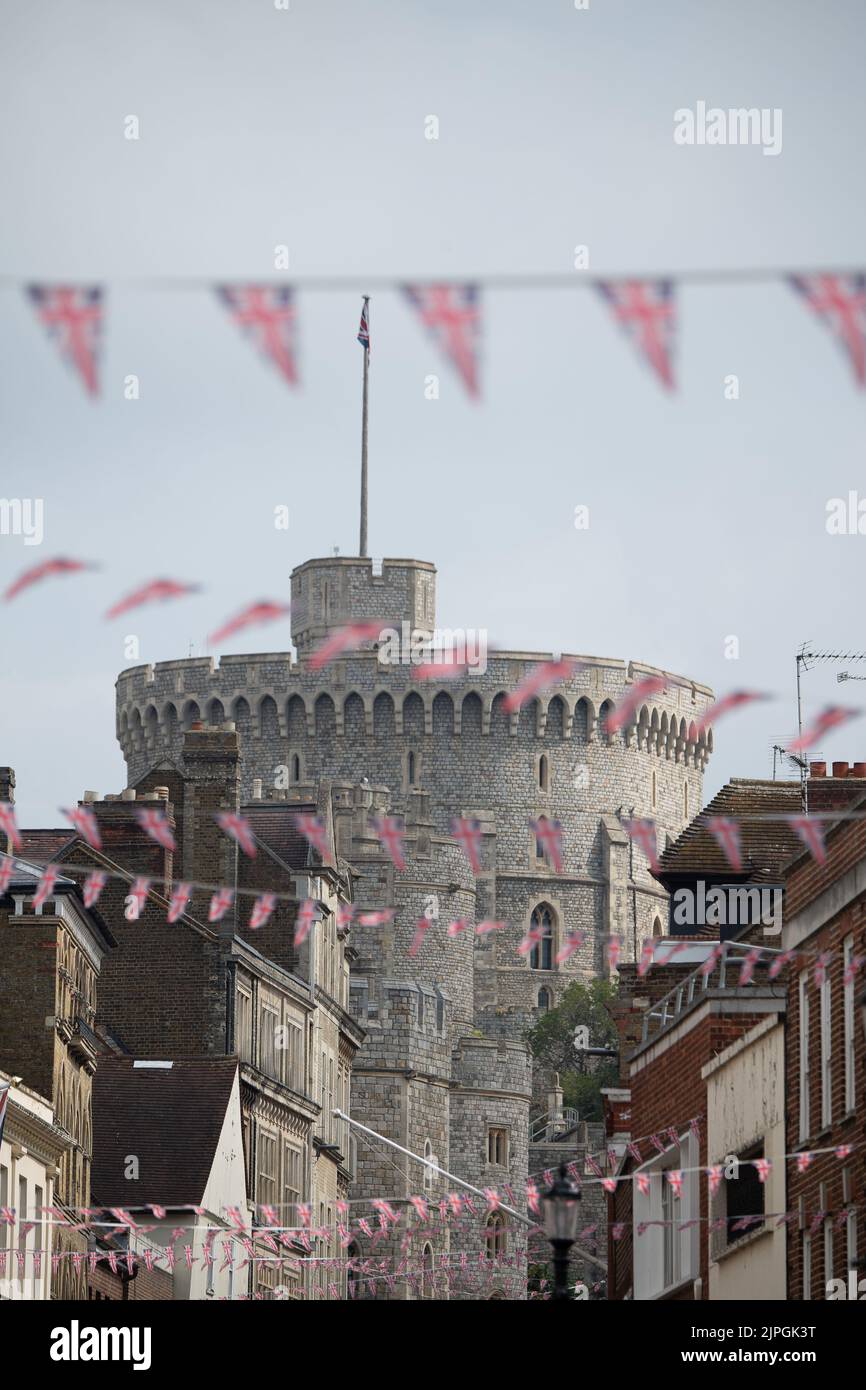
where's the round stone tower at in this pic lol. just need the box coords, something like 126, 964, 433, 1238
115, 553, 714, 1298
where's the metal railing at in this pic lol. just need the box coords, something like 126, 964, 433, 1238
641, 941, 783, 1045
529, 1107, 579, 1142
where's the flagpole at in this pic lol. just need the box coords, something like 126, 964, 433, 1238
359, 296, 370, 557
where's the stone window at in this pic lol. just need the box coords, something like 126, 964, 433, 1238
421, 1242, 435, 1299
257, 1129, 278, 1210
683, 782, 689, 820
651, 769, 657, 809
485, 1212, 507, 1259
423, 1139, 437, 1193
259, 1000, 279, 1080
652, 917, 663, 938
487, 1127, 509, 1167
537, 987, 551, 1013
290, 753, 302, 784
282, 1141, 303, 1219
435, 989, 445, 1033
405, 749, 421, 789
538, 753, 549, 793
236, 986, 252, 1062
417, 990, 424, 1029
529, 904, 555, 971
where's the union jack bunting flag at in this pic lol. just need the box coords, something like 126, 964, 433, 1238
790, 274, 866, 387
597, 279, 676, 390
357, 296, 370, 352
28, 286, 103, 396
217, 286, 298, 387
403, 284, 481, 398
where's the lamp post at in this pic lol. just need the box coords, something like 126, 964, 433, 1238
542, 1162, 582, 1300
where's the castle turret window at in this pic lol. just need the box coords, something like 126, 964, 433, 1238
487, 1127, 509, 1166
529, 904, 554, 970
485, 1212, 507, 1259
538, 987, 551, 1012
538, 754, 549, 792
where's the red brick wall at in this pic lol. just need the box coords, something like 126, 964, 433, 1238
88, 1262, 174, 1300
0, 912, 57, 1099
784, 821, 866, 1300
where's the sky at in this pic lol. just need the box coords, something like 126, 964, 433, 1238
2, 0, 866, 826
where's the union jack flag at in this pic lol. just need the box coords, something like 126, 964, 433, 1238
249, 892, 276, 930
61, 805, 102, 850
216, 812, 257, 858
0, 803, 21, 853
167, 882, 192, 924
790, 274, 866, 387
33, 865, 60, 912
28, 286, 103, 396
208, 887, 234, 923
135, 807, 176, 853
403, 284, 480, 398
357, 296, 370, 352
218, 286, 298, 387
597, 279, 676, 391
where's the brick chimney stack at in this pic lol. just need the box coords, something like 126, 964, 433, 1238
180, 726, 241, 921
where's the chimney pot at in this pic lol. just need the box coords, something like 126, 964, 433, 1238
154, 786, 170, 800
252, 778, 263, 800
121, 788, 136, 802
190, 721, 204, 732
82, 790, 97, 804
852, 762, 866, 778
223, 721, 236, 733
810, 762, 826, 777
832, 761, 849, 779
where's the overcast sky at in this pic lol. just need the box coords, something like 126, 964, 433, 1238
2, 0, 866, 826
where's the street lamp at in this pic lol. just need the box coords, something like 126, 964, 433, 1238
542, 1162, 582, 1300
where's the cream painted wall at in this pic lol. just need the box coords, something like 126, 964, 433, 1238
704, 1020, 786, 1301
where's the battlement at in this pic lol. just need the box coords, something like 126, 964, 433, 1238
452, 1035, 533, 1097
116, 656, 714, 768
290, 555, 437, 656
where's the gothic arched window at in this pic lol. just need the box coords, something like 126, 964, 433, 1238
538, 987, 551, 1013
529, 904, 554, 971
485, 1213, 507, 1260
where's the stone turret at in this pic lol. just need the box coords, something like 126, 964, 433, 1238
290, 556, 436, 657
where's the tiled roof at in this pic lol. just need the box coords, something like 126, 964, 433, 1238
17, 829, 76, 862
242, 800, 320, 872
91, 1056, 238, 1209
655, 779, 803, 883
0, 851, 77, 890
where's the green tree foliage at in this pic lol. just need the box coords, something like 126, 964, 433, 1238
526, 979, 619, 1121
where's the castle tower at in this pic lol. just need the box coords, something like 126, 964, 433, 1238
290, 556, 436, 657
114, 551, 714, 1298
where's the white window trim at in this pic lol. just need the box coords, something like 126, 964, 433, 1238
799, 973, 811, 1142
803, 1232, 812, 1300
820, 973, 832, 1130
633, 1131, 699, 1299
843, 936, 855, 1113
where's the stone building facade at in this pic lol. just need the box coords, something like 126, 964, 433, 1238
0, 853, 115, 1299
115, 554, 712, 1298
